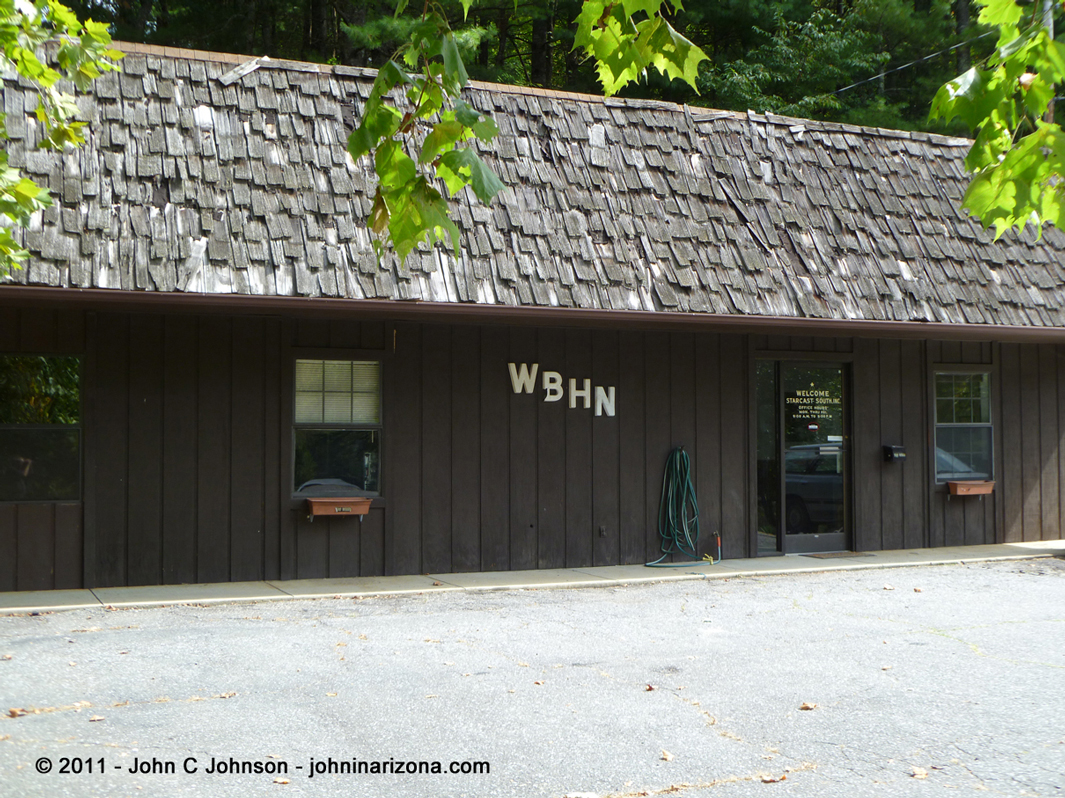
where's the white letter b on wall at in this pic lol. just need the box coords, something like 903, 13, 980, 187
543, 371, 563, 402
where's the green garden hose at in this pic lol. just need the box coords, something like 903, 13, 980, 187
646, 446, 720, 567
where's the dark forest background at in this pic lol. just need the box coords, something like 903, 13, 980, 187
66, 0, 1057, 133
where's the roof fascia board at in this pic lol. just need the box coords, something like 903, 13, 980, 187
3, 285, 1063, 344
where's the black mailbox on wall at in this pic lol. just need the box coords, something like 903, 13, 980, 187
883, 445, 907, 462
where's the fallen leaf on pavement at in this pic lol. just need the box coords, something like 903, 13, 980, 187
326, 693, 337, 697
8, 708, 26, 718
432, 581, 443, 586
760, 773, 787, 783
88, 715, 105, 722
914, 587, 923, 593
883, 585, 895, 591
1, 655, 11, 661
645, 684, 656, 691
882, 666, 893, 671
661, 750, 674, 761
534, 681, 544, 686
912, 767, 928, 779
800, 702, 817, 710
273, 776, 290, 784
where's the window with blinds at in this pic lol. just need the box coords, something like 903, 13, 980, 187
293, 359, 381, 497
934, 371, 993, 481
295, 360, 380, 424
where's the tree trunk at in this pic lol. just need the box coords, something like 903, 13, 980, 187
530, 10, 554, 87
564, 18, 581, 86
261, 0, 276, 55
955, 1, 971, 72
157, 0, 169, 33
495, 5, 510, 69
304, 0, 329, 59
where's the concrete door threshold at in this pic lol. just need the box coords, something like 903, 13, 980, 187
1, 539, 1062, 615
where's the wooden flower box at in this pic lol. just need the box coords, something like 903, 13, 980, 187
305, 496, 373, 521
946, 480, 995, 497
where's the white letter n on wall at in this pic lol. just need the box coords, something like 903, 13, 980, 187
595, 386, 616, 417
508, 362, 539, 394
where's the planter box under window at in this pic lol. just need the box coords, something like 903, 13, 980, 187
305, 496, 373, 521
946, 480, 995, 496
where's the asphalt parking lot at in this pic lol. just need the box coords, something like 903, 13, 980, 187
1, 557, 1063, 798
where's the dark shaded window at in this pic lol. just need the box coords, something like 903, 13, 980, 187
0, 355, 80, 501
934, 372, 992, 481
293, 360, 380, 496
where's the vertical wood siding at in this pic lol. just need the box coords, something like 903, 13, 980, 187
85, 310, 387, 587
6, 307, 1065, 592
998, 342, 1064, 543
384, 324, 750, 572
851, 339, 929, 551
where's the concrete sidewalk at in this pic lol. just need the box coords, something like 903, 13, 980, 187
2, 539, 1062, 615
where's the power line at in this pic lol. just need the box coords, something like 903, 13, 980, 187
833, 30, 997, 95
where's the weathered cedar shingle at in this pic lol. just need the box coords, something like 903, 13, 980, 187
4, 44, 1065, 328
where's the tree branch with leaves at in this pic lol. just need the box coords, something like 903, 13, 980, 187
348, 0, 707, 261
0, 0, 122, 275
931, 0, 1064, 238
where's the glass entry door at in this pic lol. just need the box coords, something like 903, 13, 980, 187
756, 361, 849, 554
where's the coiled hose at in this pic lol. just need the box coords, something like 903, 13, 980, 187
646, 446, 720, 567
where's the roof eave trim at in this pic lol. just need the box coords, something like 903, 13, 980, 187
2, 285, 1062, 344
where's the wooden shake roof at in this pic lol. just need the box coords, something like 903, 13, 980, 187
3, 42, 1065, 328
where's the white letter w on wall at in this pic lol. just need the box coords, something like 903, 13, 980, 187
508, 362, 539, 394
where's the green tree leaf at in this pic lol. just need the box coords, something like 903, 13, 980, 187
375, 139, 417, 188
977, 0, 1023, 29
441, 34, 468, 90
636, 16, 708, 90
420, 119, 466, 164
437, 148, 505, 203
621, 0, 664, 19
573, 0, 708, 96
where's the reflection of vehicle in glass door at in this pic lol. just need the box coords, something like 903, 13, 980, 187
756, 361, 850, 554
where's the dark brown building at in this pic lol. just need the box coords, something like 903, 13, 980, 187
2, 43, 1064, 593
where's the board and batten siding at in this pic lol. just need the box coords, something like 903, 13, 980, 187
383, 323, 751, 573
3, 306, 1065, 592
